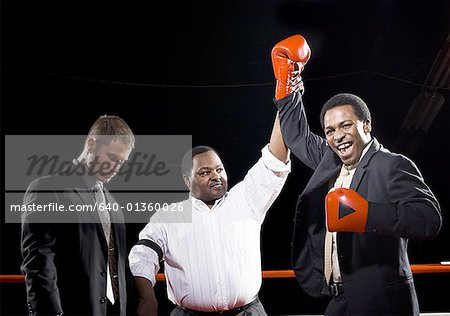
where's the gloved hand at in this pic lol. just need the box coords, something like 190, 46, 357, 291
271, 34, 311, 100
325, 188, 368, 233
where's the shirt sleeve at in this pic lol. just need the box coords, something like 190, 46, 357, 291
237, 144, 291, 221
261, 144, 292, 175
128, 216, 167, 286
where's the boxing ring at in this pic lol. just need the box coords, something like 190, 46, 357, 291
2, 263, 449, 283
2, 264, 449, 315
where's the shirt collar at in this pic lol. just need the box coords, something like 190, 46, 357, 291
190, 193, 228, 211
340, 139, 373, 175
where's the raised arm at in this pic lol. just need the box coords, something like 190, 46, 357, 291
277, 94, 328, 170
271, 35, 328, 170
269, 112, 289, 163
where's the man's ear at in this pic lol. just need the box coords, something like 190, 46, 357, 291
183, 174, 191, 189
86, 137, 96, 154
363, 120, 372, 134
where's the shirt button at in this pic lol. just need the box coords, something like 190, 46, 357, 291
100, 272, 106, 276
100, 297, 107, 304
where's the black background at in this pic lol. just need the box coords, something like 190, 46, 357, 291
1, 0, 450, 314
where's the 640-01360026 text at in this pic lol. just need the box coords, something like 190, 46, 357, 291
10, 201, 185, 213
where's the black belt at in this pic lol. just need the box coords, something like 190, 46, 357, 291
180, 298, 260, 315
330, 282, 344, 297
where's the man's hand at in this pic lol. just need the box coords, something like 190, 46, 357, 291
291, 75, 305, 95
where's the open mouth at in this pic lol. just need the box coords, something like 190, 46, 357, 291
337, 142, 353, 158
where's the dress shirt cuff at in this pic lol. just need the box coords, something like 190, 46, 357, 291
129, 245, 158, 286
261, 144, 291, 174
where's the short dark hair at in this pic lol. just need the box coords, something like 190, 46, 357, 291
319, 93, 371, 129
181, 146, 218, 177
87, 115, 135, 148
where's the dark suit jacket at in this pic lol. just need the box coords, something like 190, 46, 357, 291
21, 165, 131, 316
277, 94, 442, 315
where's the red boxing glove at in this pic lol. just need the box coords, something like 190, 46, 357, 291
325, 188, 368, 233
271, 34, 311, 100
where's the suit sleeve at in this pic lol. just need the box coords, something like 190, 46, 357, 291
366, 155, 442, 239
21, 179, 63, 315
276, 93, 328, 170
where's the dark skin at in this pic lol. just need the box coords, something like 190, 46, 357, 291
134, 114, 288, 315
134, 277, 158, 316
184, 113, 288, 209
184, 150, 228, 208
323, 105, 372, 167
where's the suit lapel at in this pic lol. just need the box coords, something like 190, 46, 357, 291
62, 163, 105, 227
301, 148, 341, 197
302, 138, 382, 195
72, 177, 108, 244
61, 163, 111, 252
350, 138, 381, 191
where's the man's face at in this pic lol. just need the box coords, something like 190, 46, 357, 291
85, 138, 133, 183
186, 150, 228, 205
323, 105, 371, 166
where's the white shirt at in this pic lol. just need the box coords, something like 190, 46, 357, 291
129, 145, 290, 312
330, 140, 373, 282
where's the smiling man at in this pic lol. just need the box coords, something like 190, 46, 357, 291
321, 101, 372, 167
273, 34, 441, 316
283, 91, 442, 315
272, 35, 442, 315
129, 113, 290, 316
